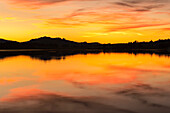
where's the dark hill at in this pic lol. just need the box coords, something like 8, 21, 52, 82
0, 39, 9, 44
0, 38, 19, 49
25, 36, 77, 45
20, 36, 102, 49
0, 38, 18, 44
21, 36, 78, 49
0, 36, 169, 53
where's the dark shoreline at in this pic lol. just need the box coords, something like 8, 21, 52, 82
0, 48, 169, 53
0, 37, 170, 52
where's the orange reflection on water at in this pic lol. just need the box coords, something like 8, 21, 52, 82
0, 77, 27, 85
0, 54, 170, 85
0, 53, 170, 113
0, 53, 169, 98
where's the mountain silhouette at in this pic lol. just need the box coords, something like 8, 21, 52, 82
25, 36, 77, 45
0, 36, 169, 53
21, 36, 78, 49
0, 38, 18, 44
0, 38, 19, 49
0, 36, 169, 61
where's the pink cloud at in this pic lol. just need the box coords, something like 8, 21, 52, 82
4, 0, 170, 33
44, 7, 170, 31
0, 88, 69, 102
6, 0, 75, 9
107, 23, 170, 31
6, 0, 97, 9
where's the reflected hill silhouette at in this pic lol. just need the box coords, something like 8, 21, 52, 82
0, 50, 102, 61
0, 49, 169, 61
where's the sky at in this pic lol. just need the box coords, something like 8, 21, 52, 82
0, 0, 170, 43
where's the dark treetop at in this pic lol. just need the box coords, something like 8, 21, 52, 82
0, 36, 170, 52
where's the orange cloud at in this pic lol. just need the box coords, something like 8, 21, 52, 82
6, 0, 97, 9
6, 0, 72, 9
107, 23, 170, 32
1, 0, 170, 42
162, 28, 170, 31
43, 7, 170, 32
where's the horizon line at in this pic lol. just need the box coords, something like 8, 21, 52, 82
0, 36, 170, 44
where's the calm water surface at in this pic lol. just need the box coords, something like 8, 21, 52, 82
0, 53, 170, 113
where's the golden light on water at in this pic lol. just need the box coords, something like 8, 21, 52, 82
0, 53, 170, 113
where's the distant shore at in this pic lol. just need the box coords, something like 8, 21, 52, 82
0, 36, 169, 55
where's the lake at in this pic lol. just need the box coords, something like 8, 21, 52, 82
0, 52, 170, 113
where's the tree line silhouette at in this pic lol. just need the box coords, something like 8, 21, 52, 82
0, 36, 170, 53
0, 36, 170, 61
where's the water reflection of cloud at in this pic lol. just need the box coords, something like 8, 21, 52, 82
0, 89, 137, 113
0, 77, 24, 85
115, 83, 170, 110
34, 71, 137, 85
107, 65, 170, 73
0, 53, 170, 113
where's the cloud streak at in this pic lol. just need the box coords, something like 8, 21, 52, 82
113, 0, 165, 12
1, 0, 170, 42
7, 0, 77, 9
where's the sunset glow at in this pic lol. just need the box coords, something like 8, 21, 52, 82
0, 0, 170, 43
